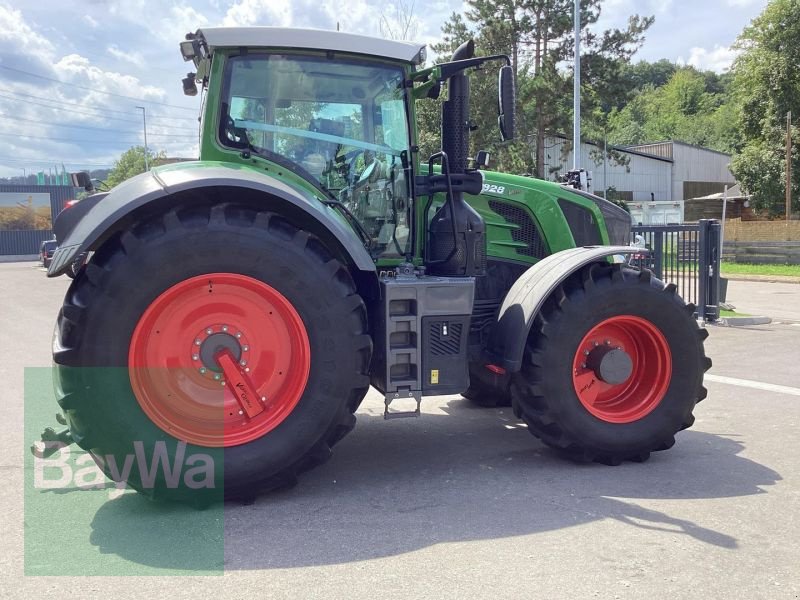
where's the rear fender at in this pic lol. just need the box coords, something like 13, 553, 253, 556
47, 164, 376, 277
484, 246, 642, 372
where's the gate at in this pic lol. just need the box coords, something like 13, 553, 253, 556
630, 219, 721, 322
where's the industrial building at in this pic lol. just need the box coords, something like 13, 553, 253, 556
543, 136, 737, 224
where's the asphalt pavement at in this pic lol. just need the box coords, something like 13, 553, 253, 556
1, 261, 799, 599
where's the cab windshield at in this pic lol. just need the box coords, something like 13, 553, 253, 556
221, 53, 413, 258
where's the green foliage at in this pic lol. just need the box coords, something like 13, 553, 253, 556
606, 67, 735, 151
729, 0, 800, 217
105, 146, 166, 188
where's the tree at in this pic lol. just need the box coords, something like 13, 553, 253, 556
379, 0, 420, 41
426, 1, 654, 178
605, 66, 735, 153
729, 0, 800, 217
105, 146, 166, 188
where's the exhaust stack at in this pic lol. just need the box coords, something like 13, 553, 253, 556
427, 40, 487, 278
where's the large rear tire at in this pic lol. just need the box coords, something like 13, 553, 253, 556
511, 264, 710, 465
53, 203, 371, 502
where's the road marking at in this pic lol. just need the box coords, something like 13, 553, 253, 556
705, 374, 800, 397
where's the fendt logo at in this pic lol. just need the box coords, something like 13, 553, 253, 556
32, 441, 215, 498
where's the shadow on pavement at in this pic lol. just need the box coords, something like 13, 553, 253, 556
87, 398, 780, 571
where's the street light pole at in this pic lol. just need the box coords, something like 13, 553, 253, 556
787, 111, 792, 221
136, 106, 149, 171
573, 0, 581, 171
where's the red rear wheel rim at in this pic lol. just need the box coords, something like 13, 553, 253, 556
128, 273, 311, 447
572, 315, 671, 424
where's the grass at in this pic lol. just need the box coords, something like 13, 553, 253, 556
721, 262, 800, 277
720, 309, 752, 318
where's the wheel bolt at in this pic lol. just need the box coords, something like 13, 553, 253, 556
240, 360, 247, 366
238, 410, 243, 415
222, 325, 228, 332
199, 367, 207, 374
243, 345, 249, 351
192, 354, 199, 361
195, 339, 202, 346
236, 332, 242, 338
206, 328, 213, 335
214, 374, 221, 380
584, 350, 590, 356
261, 396, 266, 401
245, 367, 250, 373
594, 342, 599, 347
605, 340, 611, 345
581, 362, 587, 369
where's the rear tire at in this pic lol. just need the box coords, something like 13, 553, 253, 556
511, 264, 710, 465
53, 203, 372, 502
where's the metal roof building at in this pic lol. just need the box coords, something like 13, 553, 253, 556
543, 136, 736, 204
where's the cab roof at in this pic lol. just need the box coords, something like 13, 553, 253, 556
197, 27, 426, 65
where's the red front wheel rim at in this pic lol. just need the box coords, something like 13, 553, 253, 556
128, 273, 311, 447
572, 315, 672, 424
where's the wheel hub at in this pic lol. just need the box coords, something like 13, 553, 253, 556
198, 330, 244, 373
585, 345, 633, 385
572, 315, 672, 424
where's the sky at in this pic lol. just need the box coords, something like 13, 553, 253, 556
0, 0, 769, 179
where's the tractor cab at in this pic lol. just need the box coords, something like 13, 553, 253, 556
181, 27, 514, 269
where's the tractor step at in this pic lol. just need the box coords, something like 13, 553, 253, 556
383, 390, 422, 419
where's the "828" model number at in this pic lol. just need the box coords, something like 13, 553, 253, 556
482, 184, 506, 195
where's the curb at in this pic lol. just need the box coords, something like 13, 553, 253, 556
715, 316, 773, 327
722, 274, 800, 284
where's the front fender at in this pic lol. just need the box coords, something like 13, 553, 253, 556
484, 246, 642, 372
47, 163, 375, 276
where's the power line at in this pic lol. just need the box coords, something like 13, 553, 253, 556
0, 114, 197, 135
0, 64, 198, 111
0, 93, 200, 130
0, 92, 142, 124
0, 88, 199, 121
0, 132, 197, 145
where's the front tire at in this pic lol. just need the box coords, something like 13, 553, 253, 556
511, 264, 710, 465
54, 203, 371, 502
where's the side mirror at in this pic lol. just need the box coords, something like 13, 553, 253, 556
70, 171, 93, 191
182, 73, 198, 96
498, 65, 515, 142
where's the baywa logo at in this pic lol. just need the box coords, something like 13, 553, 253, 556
32, 440, 216, 498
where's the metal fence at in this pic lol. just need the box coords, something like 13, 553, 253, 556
631, 219, 721, 321
0, 229, 54, 256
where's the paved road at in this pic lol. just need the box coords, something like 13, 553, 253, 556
1, 262, 799, 599
726, 279, 800, 322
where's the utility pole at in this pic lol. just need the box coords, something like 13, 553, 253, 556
136, 106, 150, 171
603, 129, 608, 200
573, 0, 580, 171
787, 111, 792, 221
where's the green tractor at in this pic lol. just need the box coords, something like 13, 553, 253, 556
45, 27, 709, 502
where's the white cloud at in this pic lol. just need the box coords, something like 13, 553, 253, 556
107, 44, 146, 67
55, 54, 167, 102
83, 14, 99, 29
222, 0, 292, 27
0, 3, 57, 73
684, 44, 740, 72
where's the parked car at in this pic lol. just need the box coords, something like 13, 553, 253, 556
39, 239, 57, 268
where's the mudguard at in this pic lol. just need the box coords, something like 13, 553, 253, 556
484, 246, 643, 372
47, 163, 376, 276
